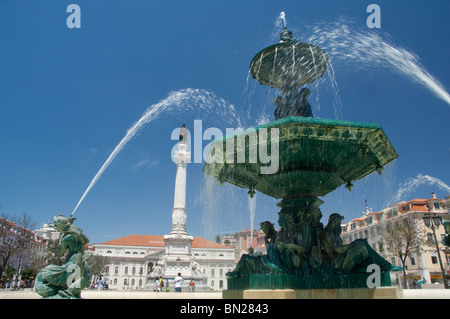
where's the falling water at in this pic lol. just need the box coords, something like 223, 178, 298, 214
389, 174, 450, 205
302, 21, 450, 107
248, 193, 257, 248
71, 88, 242, 217
277, 11, 287, 29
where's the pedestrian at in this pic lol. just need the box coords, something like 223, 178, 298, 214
165, 279, 170, 292
159, 276, 164, 291
189, 279, 195, 292
174, 272, 183, 292
96, 276, 104, 291
154, 278, 160, 292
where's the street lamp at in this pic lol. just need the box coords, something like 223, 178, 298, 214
423, 214, 448, 288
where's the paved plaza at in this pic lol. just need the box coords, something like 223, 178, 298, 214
1, 288, 450, 299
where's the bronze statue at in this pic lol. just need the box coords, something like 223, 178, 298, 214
34, 215, 90, 299
273, 86, 313, 120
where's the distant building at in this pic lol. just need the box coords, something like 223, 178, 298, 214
90, 234, 235, 290
341, 193, 450, 287
34, 222, 61, 242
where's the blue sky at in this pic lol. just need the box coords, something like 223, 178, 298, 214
1, 1, 449, 244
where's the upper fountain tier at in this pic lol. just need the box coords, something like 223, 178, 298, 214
250, 27, 328, 89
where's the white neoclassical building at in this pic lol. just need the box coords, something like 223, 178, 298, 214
92, 234, 235, 290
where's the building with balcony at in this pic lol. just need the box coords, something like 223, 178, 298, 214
341, 193, 450, 288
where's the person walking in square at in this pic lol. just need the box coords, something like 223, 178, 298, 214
174, 273, 183, 292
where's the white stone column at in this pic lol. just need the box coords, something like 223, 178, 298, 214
170, 142, 190, 235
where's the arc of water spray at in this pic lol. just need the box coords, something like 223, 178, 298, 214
70, 89, 242, 217
70, 98, 166, 217
305, 22, 450, 107
389, 174, 450, 205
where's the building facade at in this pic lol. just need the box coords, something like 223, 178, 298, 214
91, 234, 236, 290
341, 193, 450, 287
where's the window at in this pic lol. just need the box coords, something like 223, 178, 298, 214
391, 207, 398, 217
434, 202, 441, 210
115, 266, 119, 275
410, 255, 416, 266
132, 267, 136, 275
427, 233, 434, 244
431, 256, 438, 264
125, 267, 128, 275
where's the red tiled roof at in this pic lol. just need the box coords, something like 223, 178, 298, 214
98, 234, 230, 249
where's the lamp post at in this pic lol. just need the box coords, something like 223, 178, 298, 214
422, 214, 448, 288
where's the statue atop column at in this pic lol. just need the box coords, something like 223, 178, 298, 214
179, 123, 188, 144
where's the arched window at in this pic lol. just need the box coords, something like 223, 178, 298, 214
132, 267, 136, 275
124, 267, 128, 275
114, 266, 119, 274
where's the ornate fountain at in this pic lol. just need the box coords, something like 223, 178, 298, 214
203, 26, 400, 296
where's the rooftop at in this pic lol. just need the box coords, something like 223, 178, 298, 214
97, 234, 231, 249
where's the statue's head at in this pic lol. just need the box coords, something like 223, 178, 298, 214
53, 215, 75, 232
328, 213, 344, 225
260, 221, 274, 233
300, 88, 311, 99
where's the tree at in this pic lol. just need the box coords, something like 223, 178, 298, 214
88, 254, 109, 285
0, 212, 37, 282
382, 215, 425, 289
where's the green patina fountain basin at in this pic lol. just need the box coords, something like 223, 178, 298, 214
250, 28, 328, 89
203, 116, 398, 199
